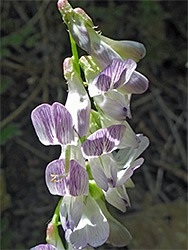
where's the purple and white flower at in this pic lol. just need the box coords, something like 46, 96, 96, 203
60, 195, 109, 249
31, 102, 89, 197
88, 58, 149, 97
80, 56, 149, 121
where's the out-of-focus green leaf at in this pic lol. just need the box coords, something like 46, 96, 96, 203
1, 26, 33, 47
25, 33, 40, 47
0, 124, 22, 145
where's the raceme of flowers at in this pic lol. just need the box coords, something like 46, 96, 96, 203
30, 0, 150, 250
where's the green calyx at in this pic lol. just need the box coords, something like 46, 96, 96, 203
89, 180, 104, 200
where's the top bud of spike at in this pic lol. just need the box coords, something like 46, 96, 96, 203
57, 0, 72, 15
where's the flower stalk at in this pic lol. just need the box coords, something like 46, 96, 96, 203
30, 0, 150, 249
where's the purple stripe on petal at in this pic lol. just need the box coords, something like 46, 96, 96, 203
89, 73, 111, 97
81, 125, 126, 158
52, 102, 74, 145
31, 104, 55, 145
119, 71, 149, 94
45, 159, 66, 196
31, 102, 74, 146
89, 58, 136, 97
66, 160, 89, 196
113, 58, 137, 89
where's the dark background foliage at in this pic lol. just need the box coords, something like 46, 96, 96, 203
0, 0, 187, 249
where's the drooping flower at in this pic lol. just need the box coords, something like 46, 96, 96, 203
57, 0, 146, 69
59, 195, 109, 249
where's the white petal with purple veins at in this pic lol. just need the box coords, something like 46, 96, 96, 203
81, 125, 126, 158
31, 104, 55, 145
45, 159, 89, 197
45, 159, 66, 196
66, 160, 89, 196
88, 58, 136, 97
31, 102, 75, 146
118, 71, 149, 94
100, 114, 138, 148
112, 58, 137, 89
52, 103, 75, 145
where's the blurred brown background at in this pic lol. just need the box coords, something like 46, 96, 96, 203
1, 0, 187, 249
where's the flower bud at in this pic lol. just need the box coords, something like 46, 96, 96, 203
57, 0, 72, 16
46, 221, 65, 250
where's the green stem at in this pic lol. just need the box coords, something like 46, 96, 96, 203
69, 31, 81, 77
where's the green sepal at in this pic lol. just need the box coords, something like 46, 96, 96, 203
86, 162, 93, 180
89, 180, 104, 200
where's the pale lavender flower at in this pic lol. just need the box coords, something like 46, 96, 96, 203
60, 195, 109, 249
